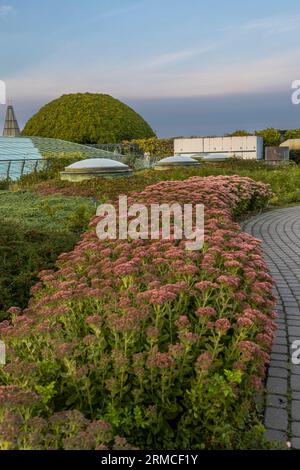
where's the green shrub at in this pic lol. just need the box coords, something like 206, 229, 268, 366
124, 137, 174, 157
0, 180, 9, 190
66, 204, 95, 233
22, 93, 156, 144
226, 130, 252, 136
21, 160, 300, 208
255, 128, 281, 148
289, 150, 300, 165
0, 192, 94, 318
284, 129, 300, 140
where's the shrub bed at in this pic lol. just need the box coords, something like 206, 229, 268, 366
0, 176, 275, 449
21, 160, 300, 207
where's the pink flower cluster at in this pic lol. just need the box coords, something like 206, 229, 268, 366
0, 175, 275, 449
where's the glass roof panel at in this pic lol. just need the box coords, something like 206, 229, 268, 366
158, 155, 200, 164
67, 158, 128, 169
0, 136, 126, 180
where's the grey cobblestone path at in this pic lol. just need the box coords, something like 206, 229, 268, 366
243, 206, 300, 449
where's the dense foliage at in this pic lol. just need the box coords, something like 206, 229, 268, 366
226, 130, 252, 137
290, 150, 300, 165
227, 128, 282, 147
20, 160, 300, 207
123, 137, 174, 157
124, 128, 299, 156
255, 128, 281, 148
284, 129, 300, 140
0, 176, 275, 449
22, 93, 156, 144
0, 192, 94, 318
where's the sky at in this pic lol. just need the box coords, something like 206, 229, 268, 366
0, 0, 300, 136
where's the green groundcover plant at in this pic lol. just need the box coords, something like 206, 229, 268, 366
0, 192, 94, 318
20, 160, 300, 207
0, 176, 275, 450
22, 93, 156, 144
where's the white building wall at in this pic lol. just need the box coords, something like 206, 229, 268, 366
174, 136, 264, 160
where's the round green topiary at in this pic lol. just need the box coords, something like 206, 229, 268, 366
22, 93, 156, 144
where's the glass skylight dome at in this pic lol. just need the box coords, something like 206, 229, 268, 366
66, 158, 128, 170
192, 153, 229, 162
61, 158, 133, 181
155, 155, 201, 170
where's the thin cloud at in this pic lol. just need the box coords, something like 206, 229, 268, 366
0, 4, 16, 18
242, 16, 300, 34
143, 44, 220, 69
222, 15, 300, 35
6, 48, 300, 101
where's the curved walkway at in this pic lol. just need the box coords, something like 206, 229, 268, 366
243, 206, 300, 449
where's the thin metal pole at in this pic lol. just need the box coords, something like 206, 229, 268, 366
20, 159, 26, 177
7, 161, 11, 180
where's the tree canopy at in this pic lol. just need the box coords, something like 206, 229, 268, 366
255, 128, 281, 148
22, 93, 156, 144
284, 129, 300, 140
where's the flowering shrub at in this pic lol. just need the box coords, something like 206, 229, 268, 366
0, 176, 275, 449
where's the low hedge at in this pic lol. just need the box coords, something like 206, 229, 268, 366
0, 176, 275, 449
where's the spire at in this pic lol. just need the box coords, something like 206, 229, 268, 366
3, 104, 20, 137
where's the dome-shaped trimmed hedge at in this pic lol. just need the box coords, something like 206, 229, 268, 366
22, 93, 156, 144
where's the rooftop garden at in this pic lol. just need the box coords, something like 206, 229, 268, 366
0, 158, 298, 449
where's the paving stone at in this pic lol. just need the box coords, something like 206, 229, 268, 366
265, 407, 288, 431
243, 206, 300, 444
289, 337, 300, 344
286, 307, 300, 315
264, 429, 287, 443
276, 313, 286, 319
270, 353, 288, 362
272, 345, 288, 355
266, 394, 287, 409
291, 401, 300, 421
288, 326, 300, 336
291, 375, 300, 391
271, 360, 290, 369
292, 438, 300, 449
291, 364, 300, 375
292, 422, 300, 437
267, 377, 288, 395
268, 367, 288, 379
275, 330, 288, 337
275, 326, 286, 333
274, 337, 287, 346
287, 320, 300, 326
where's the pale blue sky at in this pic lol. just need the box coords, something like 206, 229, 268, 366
1, 0, 300, 136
